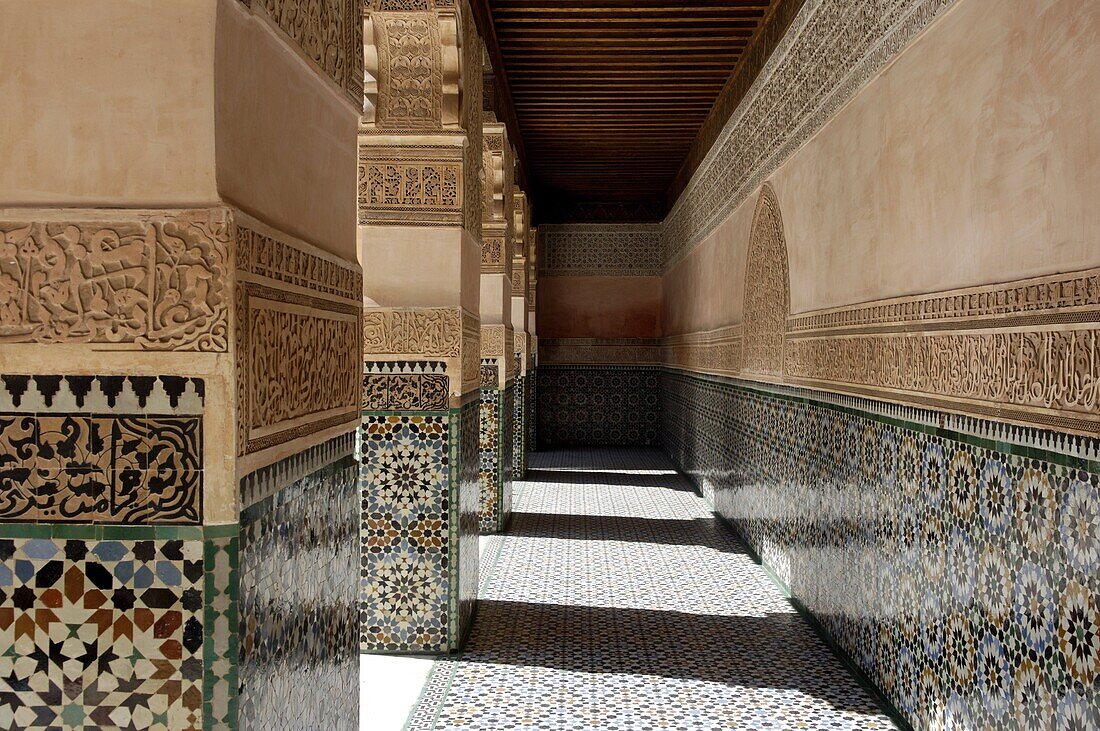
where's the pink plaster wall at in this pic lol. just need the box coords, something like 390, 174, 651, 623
539, 276, 663, 339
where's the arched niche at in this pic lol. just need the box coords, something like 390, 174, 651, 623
742, 183, 790, 380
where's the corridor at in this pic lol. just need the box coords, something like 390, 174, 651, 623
400, 449, 898, 730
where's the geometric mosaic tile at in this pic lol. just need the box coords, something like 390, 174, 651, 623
478, 379, 513, 535
537, 366, 659, 447
660, 371, 1100, 731
360, 394, 481, 655
0, 534, 206, 731
407, 448, 899, 730
238, 446, 358, 730
0, 375, 205, 525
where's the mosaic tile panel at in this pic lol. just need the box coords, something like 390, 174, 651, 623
478, 385, 513, 535
511, 375, 528, 481
536, 366, 659, 447
360, 400, 478, 655
453, 397, 480, 648
0, 525, 235, 731
407, 448, 898, 730
659, 370, 1100, 730
238, 444, 358, 730
526, 370, 537, 454
0, 375, 205, 525
360, 414, 451, 652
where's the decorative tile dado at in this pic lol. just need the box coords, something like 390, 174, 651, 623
360, 414, 452, 652
0, 210, 230, 351
540, 338, 663, 366
660, 370, 1100, 730
537, 366, 659, 447
663, 0, 962, 269
0, 531, 213, 731
479, 360, 498, 389
238, 442, 358, 729
253, 0, 363, 107
239, 430, 356, 510
363, 361, 449, 411
0, 375, 204, 524
539, 224, 663, 277
235, 222, 361, 457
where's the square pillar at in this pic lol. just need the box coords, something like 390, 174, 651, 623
0, 1, 364, 728
357, 0, 484, 654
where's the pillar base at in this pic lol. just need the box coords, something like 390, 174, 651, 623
359, 387, 480, 653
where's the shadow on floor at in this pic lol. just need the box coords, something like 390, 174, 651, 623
523, 468, 697, 491
457, 600, 890, 718
506, 511, 747, 553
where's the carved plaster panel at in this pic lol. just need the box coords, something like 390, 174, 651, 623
234, 218, 362, 457
357, 144, 464, 226
254, 0, 363, 106
741, 185, 789, 380
0, 210, 230, 352
539, 224, 663, 277
363, 307, 481, 397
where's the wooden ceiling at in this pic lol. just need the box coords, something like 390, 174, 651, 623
480, 0, 792, 223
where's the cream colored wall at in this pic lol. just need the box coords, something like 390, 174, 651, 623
0, 0, 219, 206
215, 0, 358, 261
540, 276, 662, 339
663, 0, 1100, 332
480, 274, 512, 325
360, 225, 481, 313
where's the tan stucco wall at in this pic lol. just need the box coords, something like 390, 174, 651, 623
360, 225, 481, 313
215, 0, 358, 261
0, 0, 219, 206
540, 276, 663, 339
663, 0, 1100, 332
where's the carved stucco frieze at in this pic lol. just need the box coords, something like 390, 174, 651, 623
362, 307, 481, 397
234, 218, 363, 457
662, 0, 961, 271
357, 145, 464, 226
0, 211, 231, 352
663, 187, 1100, 436
253, 0, 363, 106
539, 224, 663, 278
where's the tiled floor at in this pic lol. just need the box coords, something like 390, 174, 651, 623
397, 448, 900, 730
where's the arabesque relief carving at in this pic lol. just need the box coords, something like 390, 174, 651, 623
357, 151, 462, 225
363, 308, 463, 356
235, 219, 362, 456
371, 13, 444, 129
0, 211, 230, 352
741, 185, 789, 379
540, 224, 663, 277
254, 0, 363, 106
662, 0, 961, 270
